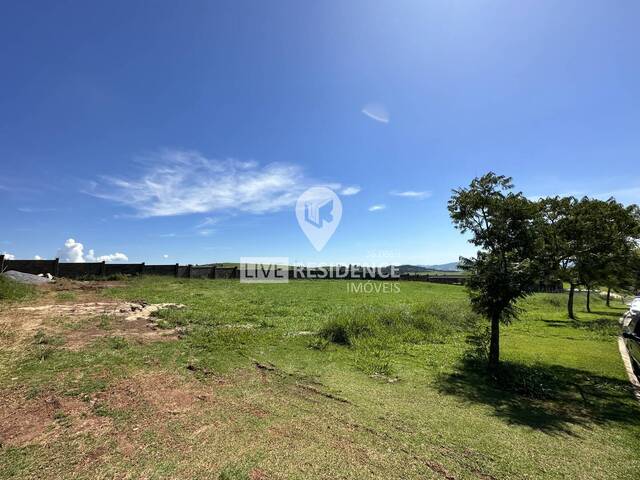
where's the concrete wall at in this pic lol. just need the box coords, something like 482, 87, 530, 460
0, 256, 472, 285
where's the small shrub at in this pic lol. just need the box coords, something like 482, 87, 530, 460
318, 315, 373, 346
105, 336, 128, 350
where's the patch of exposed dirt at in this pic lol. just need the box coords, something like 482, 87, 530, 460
0, 387, 112, 447
47, 278, 127, 293
95, 372, 210, 414
17, 301, 183, 323
1, 297, 185, 351
0, 371, 218, 448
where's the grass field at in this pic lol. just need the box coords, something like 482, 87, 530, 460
0, 277, 638, 479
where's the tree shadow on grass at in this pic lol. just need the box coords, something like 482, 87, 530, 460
435, 357, 640, 436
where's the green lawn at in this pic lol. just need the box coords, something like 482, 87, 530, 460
0, 277, 638, 479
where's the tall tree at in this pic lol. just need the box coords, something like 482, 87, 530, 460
536, 196, 580, 317
449, 173, 539, 370
538, 197, 640, 318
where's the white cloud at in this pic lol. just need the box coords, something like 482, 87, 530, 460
57, 239, 86, 262
390, 190, 432, 199
1, 252, 15, 260
34, 255, 42, 260
86, 149, 339, 218
96, 252, 128, 262
163, 254, 169, 259
368, 204, 387, 212
57, 238, 128, 263
340, 186, 361, 196
362, 103, 389, 123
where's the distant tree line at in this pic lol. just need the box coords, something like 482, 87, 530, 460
448, 172, 640, 370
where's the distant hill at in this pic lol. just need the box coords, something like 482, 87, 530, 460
390, 263, 462, 275
420, 262, 460, 272
201, 262, 462, 274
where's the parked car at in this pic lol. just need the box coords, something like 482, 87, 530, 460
622, 296, 640, 373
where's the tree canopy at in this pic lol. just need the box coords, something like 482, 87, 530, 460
450, 172, 640, 370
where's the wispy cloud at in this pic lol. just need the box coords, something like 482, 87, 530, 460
340, 186, 361, 196
195, 217, 218, 229
86, 149, 339, 218
368, 204, 386, 212
18, 207, 57, 213
361, 103, 389, 124
1, 251, 15, 260
390, 190, 432, 199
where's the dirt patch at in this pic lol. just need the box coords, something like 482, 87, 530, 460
1, 300, 185, 351
95, 372, 209, 414
0, 387, 112, 447
0, 371, 216, 448
17, 301, 184, 322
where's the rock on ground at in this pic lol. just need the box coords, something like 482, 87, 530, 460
1, 270, 53, 285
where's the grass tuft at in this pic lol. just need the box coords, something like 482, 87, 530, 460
0, 276, 35, 302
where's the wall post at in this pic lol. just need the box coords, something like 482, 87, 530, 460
100, 261, 106, 277
140, 262, 145, 275
187, 264, 192, 278
174, 263, 179, 277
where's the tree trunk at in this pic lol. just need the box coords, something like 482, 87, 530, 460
568, 283, 576, 320
488, 313, 500, 371
586, 287, 591, 313
606, 287, 611, 307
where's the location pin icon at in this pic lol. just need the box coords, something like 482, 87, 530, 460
296, 187, 342, 251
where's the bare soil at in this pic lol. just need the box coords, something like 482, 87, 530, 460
0, 280, 184, 351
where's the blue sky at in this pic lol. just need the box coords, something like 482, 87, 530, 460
1, 1, 639, 265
